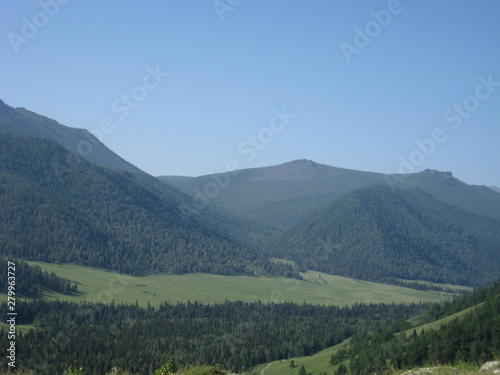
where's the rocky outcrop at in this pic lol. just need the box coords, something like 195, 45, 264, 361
480, 361, 500, 373
400, 361, 500, 374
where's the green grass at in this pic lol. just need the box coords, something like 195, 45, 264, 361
249, 341, 350, 375
0, 322, 34, 334
404, 304, 481, 336
3, 262, 452, 308
399, 279, 473, 293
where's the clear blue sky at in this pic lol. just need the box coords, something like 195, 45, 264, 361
1, 1, 499, 187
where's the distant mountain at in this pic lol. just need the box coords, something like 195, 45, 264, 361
159, 160, 387, 229
159, 160, 500, 230
275, 185, 500, 286
490, 186, 500, 194
0, 133, 291, 276
394, 169, 500, 224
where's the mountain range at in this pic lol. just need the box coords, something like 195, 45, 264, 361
0, 99, 499, 286
159, 160, 500, 230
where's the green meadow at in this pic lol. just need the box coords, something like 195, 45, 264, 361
249, 341, 350, 375
12, 262, 451, 307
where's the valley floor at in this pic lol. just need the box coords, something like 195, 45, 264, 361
13, 262, 460, 307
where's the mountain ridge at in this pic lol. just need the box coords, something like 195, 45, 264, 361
0, 99, 142, 173
160, 160, 500, 229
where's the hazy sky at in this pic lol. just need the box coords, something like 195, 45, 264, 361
1, 1, 499, 186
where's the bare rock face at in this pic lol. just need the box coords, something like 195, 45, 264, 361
401, 367, 440, 374
480, 361, 500, 373
400, 361, 500, 374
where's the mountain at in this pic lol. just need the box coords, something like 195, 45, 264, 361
159, 160, 387, 229
159, 160, 500, 230
275, 185, 500, 286
0, 133, 291, 276
394, 169, 500, 224
490, 186, 500, 194
0, 99, 276, 247
0, 99, 142, 173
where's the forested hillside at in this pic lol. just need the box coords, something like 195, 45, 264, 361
0, 299, 427, 374
0, 133, 292, 277
342, 280, 500, 375
0, 99, 279, 250
0, 99, 141, 173
275, 186, 500, 286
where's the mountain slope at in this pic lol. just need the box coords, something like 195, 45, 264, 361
159, 160, 500, 230
0, 99, 141, 173
0, 99, 276, 247
0, 133, 287, 276
159, 160, 387, 229
275, 185, 500, 286
346, 280, 500, 374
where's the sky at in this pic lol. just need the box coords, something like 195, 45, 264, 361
1, 0, 499, 187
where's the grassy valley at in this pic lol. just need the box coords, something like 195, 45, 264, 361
3, 262, 451, 307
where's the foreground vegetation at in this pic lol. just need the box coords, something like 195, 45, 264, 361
0, 362, 227, 375
0, 298, 428, 374
249, 281, 500, 375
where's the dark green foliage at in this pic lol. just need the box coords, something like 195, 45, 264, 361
334, 363, 347, 375
298, 365, 306, 375
276, 185, 500, 286
342, 280, 500, 374
0, 133, 296, 277
0, 99, 282, 256
66, 366, 85, 375
329, 348, 348, 366
0, 258, 77, 297
154, 358, 177, 375
0, 299, 425, 374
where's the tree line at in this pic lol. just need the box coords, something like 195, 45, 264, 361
0, 299, 427, 374
0, 258, 77, 297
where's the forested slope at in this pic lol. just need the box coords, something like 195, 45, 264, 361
276, 186, 500, 286
0, 133, 291, 276
343, 280, 500, 375
0, 299, 427, 374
